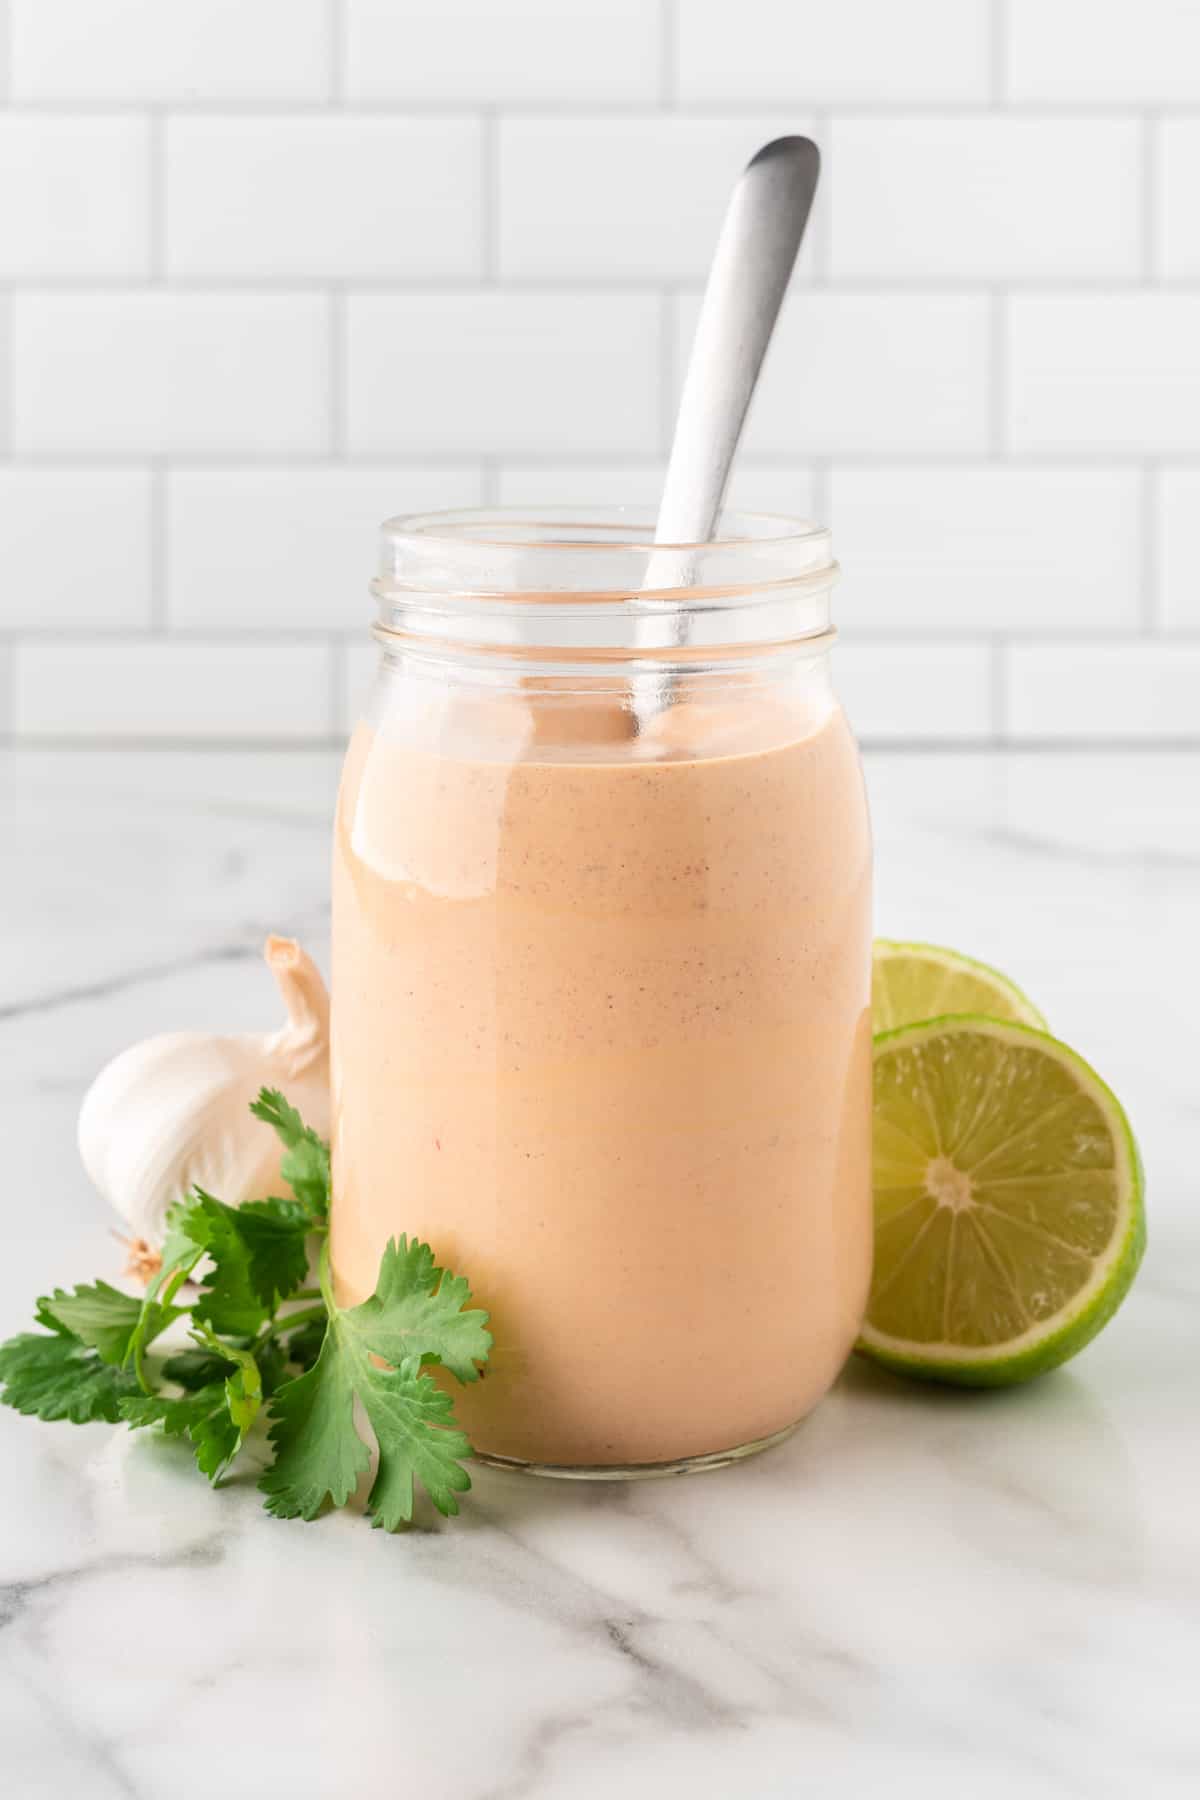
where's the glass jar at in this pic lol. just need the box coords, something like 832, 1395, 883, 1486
331, 506, 872, 1476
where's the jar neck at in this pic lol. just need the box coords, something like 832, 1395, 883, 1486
370, 505, 837, 668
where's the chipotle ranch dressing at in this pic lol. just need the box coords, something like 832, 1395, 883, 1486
330, 683, 872, 1469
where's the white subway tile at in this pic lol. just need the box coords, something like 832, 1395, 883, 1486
830, 119, 1140, 282
345, 0, 660, 103
499, 117, 818, 282
346, 293, 661, 457
835, 641, 994, 741
1003, 644, 1200, 741
13, 642, 333, 741
14, 295, 329, 457
1007, 0, 1200, 102
494, 463, 818, 518
0, 471, 152, 630
10, 0, 329, 101
167, 118, 482, 281
1158, 470, 1200, 633
679, 0, 990, 103
676, 293, 990, 456
1008, 297, 1200, 455
1159, 121, 1200, 281
168, 466, 483, 632
830, 467, 1141, 634
0, 118, 149, 279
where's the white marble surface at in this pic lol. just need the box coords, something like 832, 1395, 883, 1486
1, 746, 1197, 1800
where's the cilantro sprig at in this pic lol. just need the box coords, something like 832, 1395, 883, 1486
0, 1090, 491, 1528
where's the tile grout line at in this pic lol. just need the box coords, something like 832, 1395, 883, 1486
8, 98, 1199, 119
12, 275, 1200, 297
3, 449, 1192, 472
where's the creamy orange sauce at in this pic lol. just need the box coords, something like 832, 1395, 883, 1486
330, 688, 872, 1467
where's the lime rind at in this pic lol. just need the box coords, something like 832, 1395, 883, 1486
873, 939, 1048, 1034
858, 1014, 1146, 1387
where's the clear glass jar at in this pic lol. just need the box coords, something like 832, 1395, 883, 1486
331, 506, 872, 1476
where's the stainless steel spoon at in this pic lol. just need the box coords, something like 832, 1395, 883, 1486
636, 135, 820, 700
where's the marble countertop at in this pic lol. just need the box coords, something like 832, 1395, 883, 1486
1, 746, 1197, 1800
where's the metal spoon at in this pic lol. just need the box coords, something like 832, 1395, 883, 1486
636, 136, 820, 709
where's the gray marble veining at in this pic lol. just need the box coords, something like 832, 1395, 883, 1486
1, 747, 1197, 1799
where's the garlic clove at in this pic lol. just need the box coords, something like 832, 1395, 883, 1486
78, 937, 331, 1247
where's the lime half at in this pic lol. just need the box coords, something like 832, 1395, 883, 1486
873, 940, 1046, 1034
860, 1016, 1145, 1385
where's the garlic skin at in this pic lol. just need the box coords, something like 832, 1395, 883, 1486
78, 936, 331, 1246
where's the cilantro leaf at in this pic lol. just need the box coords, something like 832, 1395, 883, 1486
123, 1326, 264, 1482
281, 1314, 325, 1372
38, 1280, 184, 1367
121, 1384, 240, 1482
261, 1335, 472, 1529
229, 1196, 313, 1306
190, 1322, 263, 1437
258, 1332, 369, 1521
180, 1191, 271, 1337
348, 1237, 491, 1384
250, 1087, 330, 1220
0, 1331, 141, 1423
170, 1190, 312, 1336
259, 1239, 488, 1528
162, 1346, 235, 1390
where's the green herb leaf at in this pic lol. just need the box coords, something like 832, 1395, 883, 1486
162, 1346, 235, 1390
38, 1280, 184, 1367
348, 1236, 492, 1385
281, 1314, 326, 1373
228, 1196, 314, 1306
180, 1191, 271, 1337
121, 1384, 241, 1482
258, 1332, 369, 1520
259, 1239, 488, 1528
0, 1331, 141, 1423
250, 1087, 331, 1220
170, 1189, 313, 1336
190, 1321, 263, 1438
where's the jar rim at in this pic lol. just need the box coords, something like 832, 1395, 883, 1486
381, 503, 831, 558
372, 503, 836, 659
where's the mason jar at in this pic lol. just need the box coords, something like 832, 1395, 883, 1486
330, 506, 873, 1475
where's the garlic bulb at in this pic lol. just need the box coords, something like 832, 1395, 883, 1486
78, 936, 331, 1246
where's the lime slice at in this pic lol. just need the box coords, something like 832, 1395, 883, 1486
860, 1016, 1145, 1385
873, 940, 1046, 1034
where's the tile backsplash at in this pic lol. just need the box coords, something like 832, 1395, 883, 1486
2, 0, 1198, 744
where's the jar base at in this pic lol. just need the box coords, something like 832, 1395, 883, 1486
471, 1417, 802, 1482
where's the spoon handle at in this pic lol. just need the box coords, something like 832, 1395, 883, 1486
654, 136, 820, 553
